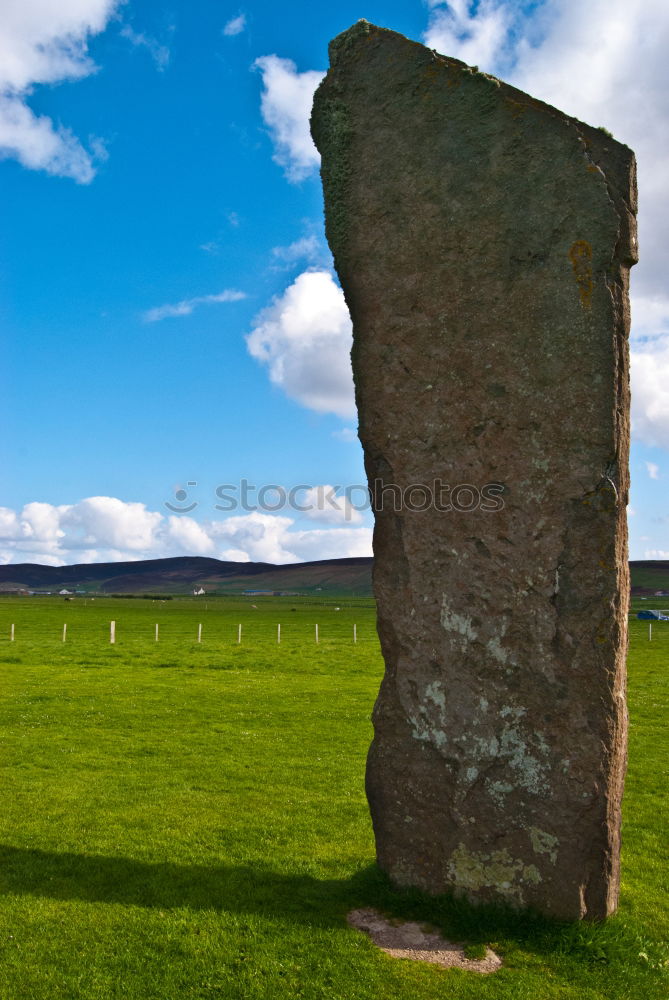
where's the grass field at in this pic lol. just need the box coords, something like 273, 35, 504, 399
0, 594, 667, 999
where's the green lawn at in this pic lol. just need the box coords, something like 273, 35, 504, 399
0, 596, 667, 999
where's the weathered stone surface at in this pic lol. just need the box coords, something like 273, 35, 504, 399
312, 21, 637, 921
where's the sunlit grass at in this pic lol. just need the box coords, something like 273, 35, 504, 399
0, 597, 666, 999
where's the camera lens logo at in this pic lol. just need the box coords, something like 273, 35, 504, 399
165, 482, 198, 513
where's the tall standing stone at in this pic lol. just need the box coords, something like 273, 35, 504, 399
312, 21, 637, 921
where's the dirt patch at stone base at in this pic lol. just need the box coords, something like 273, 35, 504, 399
347, 908, 502, 974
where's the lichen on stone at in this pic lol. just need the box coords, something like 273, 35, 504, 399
529, 826, 559, 864
447, 844, 542, 905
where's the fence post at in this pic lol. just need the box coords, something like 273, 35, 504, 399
315, 624, 319, 644
10, 624, 14, 642
277, 623, 281, 644
62, 623, 67, 643
238, 624, 242, 644
198, 623, 202, 643
353, 623, 357, 644
110, 621, 116, 644
649, 622, 652, 641
155, 623, 159, 642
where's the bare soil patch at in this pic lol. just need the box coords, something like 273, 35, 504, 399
347, 908, 502, 973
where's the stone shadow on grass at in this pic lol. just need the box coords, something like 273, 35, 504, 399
0, 844, 612, 951
0, 842, 624, 961
0, 845, 662, 986
0, 844, 363, 927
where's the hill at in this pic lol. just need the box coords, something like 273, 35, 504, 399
0, 556, 664, 598
629, 560, 669, 596
0, 555, 374, 597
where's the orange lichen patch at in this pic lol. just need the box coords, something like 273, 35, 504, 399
568, 239, 594, 310
506, 98, 527, 119
421, 62, 449, 93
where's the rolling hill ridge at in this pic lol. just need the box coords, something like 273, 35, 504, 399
0, 557, 666, 597
0, 556, 374, 596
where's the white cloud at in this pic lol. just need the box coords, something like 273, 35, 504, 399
631, 343, 669, 451
0, 497, 373, 566
644, 550, 669, 560
223, 14, 246, 37
297, 485, 363, 525
22, 501, 67, 543
332, 427, 357, 443
246, 269, 355, 418
287, 525, 373, 563
165, 515, 216, 555
0, 0, 119, 182
120, 24, 170, 71
143, 289, 246, 322
61, 497, 162, 551
219, 547, 250, 562
631, 294, 669, 345
208, 511, 299, 563
271, 234, 323, 268
254, 54, 324, 182
0, 508, 22, 540
646, 461, 660, 480
423, 0, 512, 69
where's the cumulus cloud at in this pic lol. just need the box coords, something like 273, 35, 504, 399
143, 289, 246, 322
423, 0, 512, 69
287, 525, 373, 563
61, 497, 162, 551
254, 55, 324, 182
0, 0, 119, 182
630, 295, 669, 345
646, 462, 660, 480
271, 234, 325, 269
0, 497, 372, 566
120, 24, 170, 71
246, 270, 355, 418
631, 344, 669, 451
223, 14, 246, 37
296, 485, 363, 525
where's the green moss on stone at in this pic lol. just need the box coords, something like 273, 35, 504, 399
311, 95, 353, 265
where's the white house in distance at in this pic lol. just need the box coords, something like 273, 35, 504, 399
193, 587, 206, 596
59, 589, 72, 596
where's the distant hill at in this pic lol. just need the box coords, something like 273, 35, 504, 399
0, 556, 374, 597
629, 560, 669, 596
0, 555, 663, 598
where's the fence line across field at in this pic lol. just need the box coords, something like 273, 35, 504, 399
4, 617, 668, 646
3, 621, 371, 645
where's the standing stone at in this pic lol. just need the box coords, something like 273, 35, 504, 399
312, 21, 637, 921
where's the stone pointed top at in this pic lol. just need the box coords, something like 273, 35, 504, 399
324, 20, 634, 157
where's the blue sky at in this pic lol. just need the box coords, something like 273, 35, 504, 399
1, 0, 668, 565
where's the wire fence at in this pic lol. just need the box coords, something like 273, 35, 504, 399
2, 613, 665, 648
628, 618, 669, 643
0, 619, 379, 647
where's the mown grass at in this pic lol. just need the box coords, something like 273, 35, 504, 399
0, 597, 667, 999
